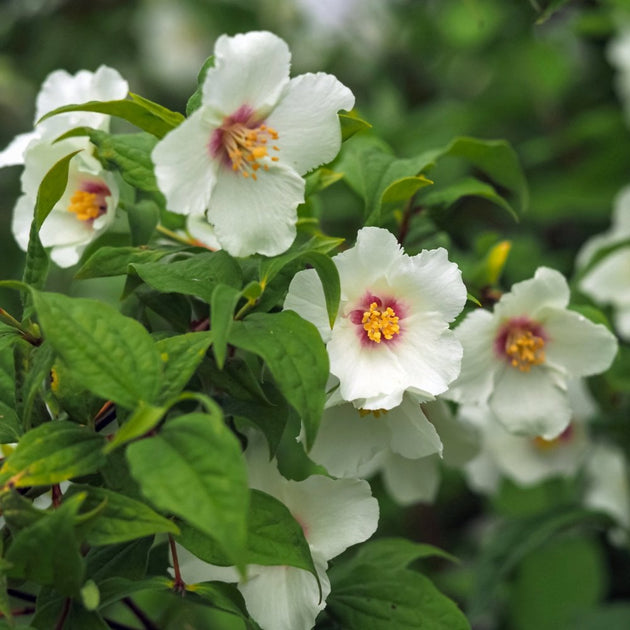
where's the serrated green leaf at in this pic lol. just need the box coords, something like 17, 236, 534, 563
21, 222, 49, 321
131, 250, 243, 304
0, 420, 105, 487
40, 98, 184, 138
75, 245, 173, 279
31, 291, 162, 409
5, 493, 86, 595
19, 342, 54, 431
126, 412, 249, 568
227, 311, 328, 448
210, 284, 241, 369
155, 332, 214, 403
0, 337, 20, 443
85, 537, 153, 583
421, 175, 518, 220
68, 484, 179, 545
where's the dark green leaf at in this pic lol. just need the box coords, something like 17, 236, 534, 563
97, 576, 171, 608
339, 112, 372, 141
210, 284, 241, 369
228, 311, 328, 449
31, 291, 162, 409
0, 420, 105, 487
19, 341, 54, 432
85, 537, 153, 583
75, 245, 173, 279
127, 198, 160, 245
127, 412, 249, 567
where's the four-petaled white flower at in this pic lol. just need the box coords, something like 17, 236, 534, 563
449, 267, 618, 439
284, 226, 467, 410
578, 185, 630, 341
12, 138, 118, 267
174, 434, 378, 630
0, 65, 128, 168
151, 30, 354, 257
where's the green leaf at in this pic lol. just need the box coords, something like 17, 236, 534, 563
210, 284, 241, 369
34, 150, 82, 229
0, 337, 20, 443
85, 537, 153, 583
339, 112, 372, 141
227, 311, 329, 449
127, 198, 160, 245
179, 489, 318, 578
31, 291, 162, 409
534, 0, 572, 24
186, 581, 255, 626
572, 604, 630, 630
131, 250, 243, 304
41, 97, 184, 138
80, 580, 100, 611
329, 564, 470, 630
19, 341, 55, 431
75, 245, 173, 279
421, 176, 518, 219
68, 484, 179, 545
381, 175, 433, 206
469, 507, 611, 618
5, 493, 86, 595
186, 55, 214, 116
104, 402, 166, 453
305, 168, 345, 197
0, 420, 105, 487
155, 332, 214, 403
126, 412, 249, 567
97, 576, 171, 609
21, 222, 49, 321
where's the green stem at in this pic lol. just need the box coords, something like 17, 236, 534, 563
0, 307, 41, 345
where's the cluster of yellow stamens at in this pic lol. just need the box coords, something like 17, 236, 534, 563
67, 190, 105, 222
224, 123, 280, 180
505, 329, 545, 372
362, 302, 400, 343
358, 408, 388, 418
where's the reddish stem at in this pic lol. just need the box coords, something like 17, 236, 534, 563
168, 534, 186, 594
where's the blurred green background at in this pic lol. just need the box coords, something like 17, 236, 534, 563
2, 1, 630, 628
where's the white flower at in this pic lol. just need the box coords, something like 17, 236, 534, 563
151, 30, 354, 257
583, 443, 630, 545
12, 138, 119, 267
449, 267, 618, 439
463, 379, 596, 494
284, 226, 467, 410
174, 435, 378, 630
0, 66, 128, 168
578, 186, 630, 340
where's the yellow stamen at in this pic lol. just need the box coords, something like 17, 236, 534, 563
532, 435, 561, 451
361, 302, 400, 343
505, 329, 545, 372
68, 190, 103, 221
358, 408, 388, 418
223, 123, 280, 180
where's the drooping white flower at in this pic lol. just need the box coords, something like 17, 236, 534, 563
0, 66, 128, 168
449, 267, 618, 439
463, 379, 596, 494
12, 137, 118, 267
583, 443, 630, 545
174, 434, 379, 630
284, 226, 467, 410
578, 186, 630, 341
151, 30, 354, 257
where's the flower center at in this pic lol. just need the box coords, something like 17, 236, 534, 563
361, 302, 400, 344
495, 317, 546, 372
67, 182, 109, 222
211, 107, 280, 181
358, 408, 388, 418
532, 424, 573, 451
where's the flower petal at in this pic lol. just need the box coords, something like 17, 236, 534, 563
152, 108, 221, 216
208, 163, 304, 257
543, 308, 618, 377
494, 267, 570, 320
281, 476, 378, 560
579, 248, 630, 306
238, 557, 331, 630
284, 268, 334, 343
490, 366, 571, 438
203, 31, 291, 116
381, 453, 441, 505
11, 194, 34, 251
267, 72, 354, 175
0, 132, 37, 168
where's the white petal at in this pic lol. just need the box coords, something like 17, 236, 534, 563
238, 557, 331, 630
494, 267, 570, 320
185, 214, 221, 249
171, 545, 242, 585
0, 132, 37, 168
579, 248, 630, 306
49, 244, 85, 268
39, 211, 93, 248
426, 400, 479, 467
381, 452, 441, 506
203, 31, 291, 116
614, 306, 630, 341
208, 163, 304, 257
266, 72, 354, 175
464, 454, 501, 495
284, 268, 333, 343
543, 308, 618, 377
490, 366, 571, 438
450, 309, 501, 405
11, 194, 35, 251
386, 395, 443, 459
308, 403, 389, 477
281, 476, 378, 560
152, 108, 220, 216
